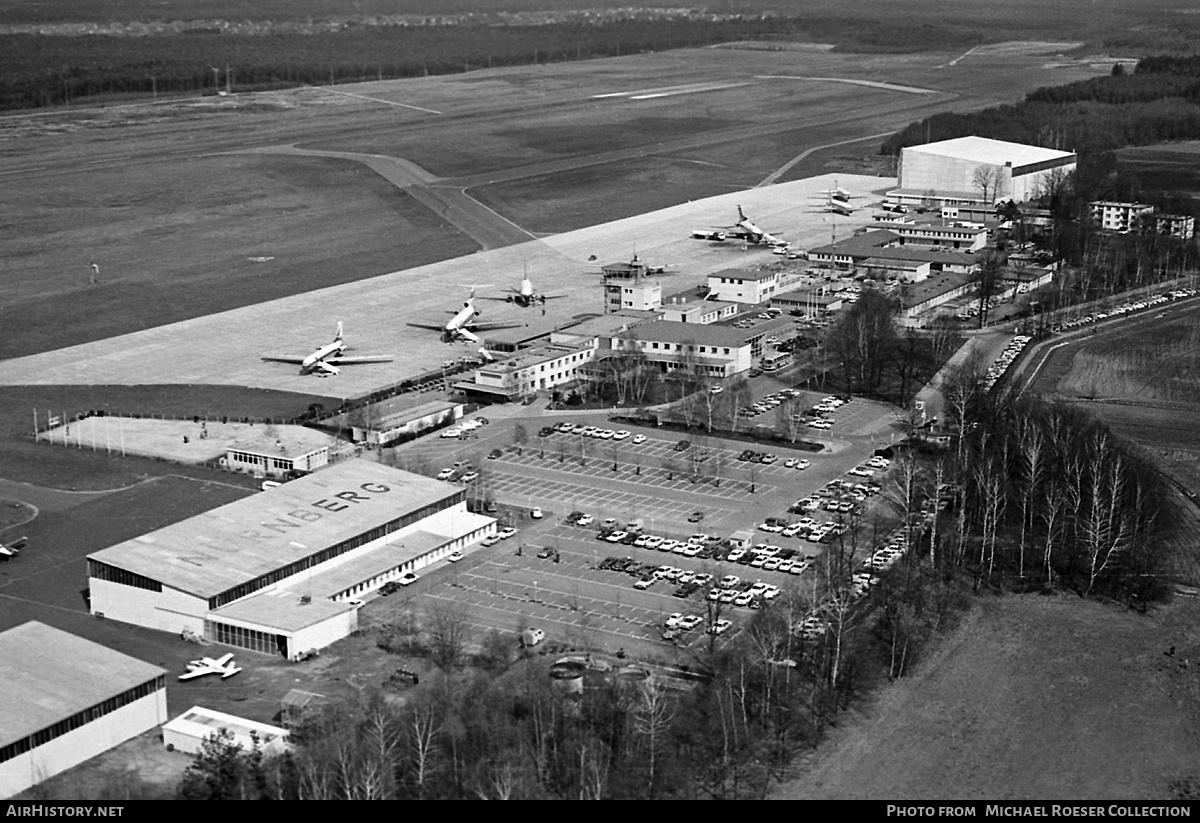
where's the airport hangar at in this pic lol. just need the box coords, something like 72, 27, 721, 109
0, 621, 168, 799
86, 459, 495, 658
890, 136, 1077, 207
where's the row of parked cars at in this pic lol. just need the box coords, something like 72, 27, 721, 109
439, 416, 489, 439
738, 387, 804, 418
1051, 289, 1193, 334
982, 334, 1033, 391
544, 421, 648, 443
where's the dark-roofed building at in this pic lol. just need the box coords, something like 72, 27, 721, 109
334, 397, 465, 448
87, 459, 494, 658
0, 622, 167, 799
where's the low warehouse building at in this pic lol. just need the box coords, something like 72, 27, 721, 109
87, 459, 494, 658
0, 622, 168, 799
163, 706, 290, 757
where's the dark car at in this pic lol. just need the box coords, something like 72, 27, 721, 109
674, 440, 691, 452
687, 511, 705, 523
748, 368, 764, 378
619, 532, 639, 545
487, 449, 504, 459
538, 427, 555, 437
379, 581, 402, 596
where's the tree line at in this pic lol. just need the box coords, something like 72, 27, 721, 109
0, 17, 813, 111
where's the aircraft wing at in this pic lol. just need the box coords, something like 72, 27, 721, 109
213, 653, 234, 667
221, 666, 243, 679
540, 294, 568, 301
469, 321, 526, 332
261, 355, 308, 364
327, 355, 394, 365
178, 667, 214, 680
406, 322, 450, 332
476, 294, 516, 303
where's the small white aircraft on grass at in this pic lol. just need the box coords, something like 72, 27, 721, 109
179, 652, 242, 681
261, 322, 394, 377
0, 538, 24, 558
407, 287, 526, 345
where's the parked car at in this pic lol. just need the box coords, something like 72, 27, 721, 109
397, 571, 419, 586
674, 440, 691, 452
632, 434, 647, 444
687, 510, 705, 523
447, 550, 464, 563
498, 526, 517, 539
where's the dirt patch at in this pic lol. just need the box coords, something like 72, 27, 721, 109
776, 594, 1200, 800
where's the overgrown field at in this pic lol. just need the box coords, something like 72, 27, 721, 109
1055, 314, 1200, 403
777, 594, 1200, 799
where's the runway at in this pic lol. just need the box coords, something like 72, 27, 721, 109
0, 173, 890, 400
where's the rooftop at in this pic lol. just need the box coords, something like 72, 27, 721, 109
478, 343, 592, 374
710, 267, 780, 283
163, 706, 288, 749
88, 459, 463, 599
0, 622, 167, 749
900, 271, 976, 309
554, 310, 660, 340
629, 319, 749, 348
905, 137, 1075, 168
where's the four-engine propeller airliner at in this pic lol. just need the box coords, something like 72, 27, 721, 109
178, 653, 242, 681
261, 322, 394, 377
407, 287, 526, 344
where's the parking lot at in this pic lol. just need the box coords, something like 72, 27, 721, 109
361, 518, 839, 661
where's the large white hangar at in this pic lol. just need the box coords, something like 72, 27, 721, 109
892, 136, 1076, 206
87, 459, 494, 658
0, 622, 168, 799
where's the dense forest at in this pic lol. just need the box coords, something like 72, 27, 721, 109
0, 14, 985, 112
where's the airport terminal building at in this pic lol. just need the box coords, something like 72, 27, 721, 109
87, 460, 494, 658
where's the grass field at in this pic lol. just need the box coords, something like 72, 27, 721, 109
1055, 315, 1200, 404
777, 593, 1200, 800
1117, 142, 1200, 204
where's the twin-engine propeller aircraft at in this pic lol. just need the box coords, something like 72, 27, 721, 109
261, 322, 394, 377
178, 653, 242, 681
818, 181, 858, 215
694, 206, 786, 246
407, 286, 526, 344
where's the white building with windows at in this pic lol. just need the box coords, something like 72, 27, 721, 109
0, 622, 168, 799
454, 343, 597, 402
87, 460, 494, 659
706, 267, 803, 304
619, 322, 752, 378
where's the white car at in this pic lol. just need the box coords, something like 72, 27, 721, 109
481, 535, 501, 547
498, 526, 517, 539
436, 468, 455, 480
397, 571, 419, 586
678, 615, 703, 631
666, 612, 684, 629
758, 523, 785, 533
708, 619, 733, 635
632, 434, 647, 444
613, 430, 631, 440
447, 549, 464, 563
793, 459, 811, 470
530, 507, 543, 519
719, 575, 741, 588
606, 530, 629, 543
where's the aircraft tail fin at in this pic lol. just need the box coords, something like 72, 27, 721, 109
334, 321, 344, 342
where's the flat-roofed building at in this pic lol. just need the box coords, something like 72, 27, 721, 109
807, 232, 978, 275
0, 622, 168, 799
1152, 212, 1196, 239
891, 136, 1077, 207
87, 460, 493, 658
454, 343, 597, 403
898, 271, 976, 321
1089, 201, 1156, 234
871, 219, 989, 252
163, 706, 290, 757
601, 255, 666, 313
706, 267, 804, 304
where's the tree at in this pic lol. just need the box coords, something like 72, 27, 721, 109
177, 727, 268, 800
427, 599, 470, 671
972, 164, 1006, 206
826, 288, 899, 395
512, 422, 528, 456
633, 681, 675, 799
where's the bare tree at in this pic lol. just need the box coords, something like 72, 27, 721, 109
427, 599, 470, 671
972, 164, 1005, 206
405, 700, 444, 799
633, 681, 675, 799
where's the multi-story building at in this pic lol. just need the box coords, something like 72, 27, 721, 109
706, 267, 803, 304
455, 343, 597, 403
1089, 201, 1156, 234
600, 255, 664, 313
